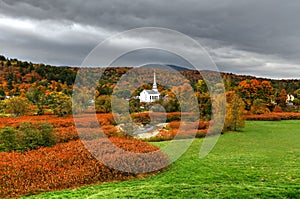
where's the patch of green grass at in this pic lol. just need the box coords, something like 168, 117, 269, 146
23, 121, 300, 198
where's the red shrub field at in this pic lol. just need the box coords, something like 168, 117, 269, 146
0, 114, 120, 143
0, 113, 116, 129
166, 121, 208, 130
8, 111, 300, 197
152, 129, 207, 141
145, 121, 209, 141
244, 112, 300, 121
0, 114, 171, 198
132, 112, 197, 124
0, 137, 168, 198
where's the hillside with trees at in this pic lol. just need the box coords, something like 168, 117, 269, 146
1, 55, 300, 124
1, 55, 300, 197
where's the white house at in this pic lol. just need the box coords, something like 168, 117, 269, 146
286, 94, 295, 103
139, 72, 160, 103
286, 94, 295, 106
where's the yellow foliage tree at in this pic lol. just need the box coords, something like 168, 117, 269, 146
49, 92, 72, 117
224, 92, 245, 132
5, 97, 31, 116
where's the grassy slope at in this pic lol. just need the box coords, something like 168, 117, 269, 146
24, 121, 300, 198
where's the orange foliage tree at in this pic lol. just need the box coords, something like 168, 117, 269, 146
237, 79, 274, 111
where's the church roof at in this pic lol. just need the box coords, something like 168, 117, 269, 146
144, 90, 160, 95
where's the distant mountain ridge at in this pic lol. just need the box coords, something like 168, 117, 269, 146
136, 63, 191, 71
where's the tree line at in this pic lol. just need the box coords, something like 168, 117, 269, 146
1, 55, 300, 132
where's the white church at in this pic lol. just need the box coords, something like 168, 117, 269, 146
139, 72, 160, 103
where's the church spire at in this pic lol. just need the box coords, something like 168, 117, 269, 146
152, 71, 158, 92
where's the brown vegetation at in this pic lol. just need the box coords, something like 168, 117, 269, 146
0, 137, 168, 198
244, 112, 300, 121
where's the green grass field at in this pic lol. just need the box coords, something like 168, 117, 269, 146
24, 121, 300, 198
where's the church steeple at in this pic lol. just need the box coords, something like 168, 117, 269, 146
152, 71, 158, 92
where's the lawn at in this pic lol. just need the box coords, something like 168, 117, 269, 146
24, 120, 300, 198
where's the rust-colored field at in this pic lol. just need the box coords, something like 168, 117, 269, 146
0, 114, 168, 198
244, 112, 300, 121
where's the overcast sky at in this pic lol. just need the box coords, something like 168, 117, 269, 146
0, 0, 300, 79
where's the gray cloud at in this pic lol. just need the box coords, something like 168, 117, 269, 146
0, 0, 300, 78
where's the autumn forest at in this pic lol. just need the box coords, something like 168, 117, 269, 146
1, 55, 300, 197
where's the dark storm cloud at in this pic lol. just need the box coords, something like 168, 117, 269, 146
0, 0, 300, 78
